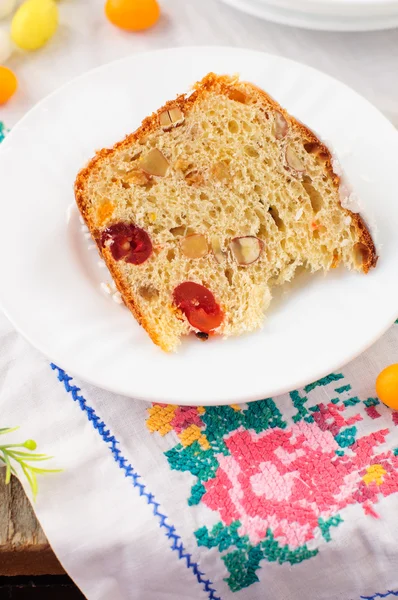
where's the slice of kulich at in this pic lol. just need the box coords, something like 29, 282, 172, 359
75, 73, 377, 352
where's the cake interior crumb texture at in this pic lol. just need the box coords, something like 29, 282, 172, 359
75, 73, 377, 352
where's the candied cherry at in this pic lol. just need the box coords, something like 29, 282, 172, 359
173, 282, 224, 334
101, 223, 152, 265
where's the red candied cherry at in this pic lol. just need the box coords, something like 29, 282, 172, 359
101, 223, 152, 265
173, 281, 224, 333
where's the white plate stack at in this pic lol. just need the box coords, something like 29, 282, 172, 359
221, 0, 398, 30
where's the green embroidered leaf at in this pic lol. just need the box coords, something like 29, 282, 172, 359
242, 398, 286, 432
290, 390, 314, 423
223, 547, 261, 592
200, 406, 243, 452
165, 441, 219, 481
304, 373, 344, 393
196, 521, 319, 591
318, 515, 343, 542
335, 385, 352, 394
188, 481, 206, 506
343, 397, 361, 407
261, 529, 318, 565
364, 397, 380, 407
334, 426, 357, 448
195, 521, 250, 553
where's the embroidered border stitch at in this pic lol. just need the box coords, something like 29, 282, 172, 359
51, 364, 221, 600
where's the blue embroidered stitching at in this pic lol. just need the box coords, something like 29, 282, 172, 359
51, 364, 221, 600
360, 591, 398, 599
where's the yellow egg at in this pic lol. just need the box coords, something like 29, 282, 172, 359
11, 0, 58, 51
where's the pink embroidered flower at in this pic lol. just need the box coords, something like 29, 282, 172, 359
202, 422, 398, 547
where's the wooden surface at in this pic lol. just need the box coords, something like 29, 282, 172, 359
0, 576, 85, 599
0, 473, 64, 577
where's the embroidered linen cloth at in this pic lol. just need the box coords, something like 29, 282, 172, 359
2, 306, 398, 600
2, 1, 398, 598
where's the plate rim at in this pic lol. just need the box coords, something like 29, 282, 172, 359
220, 0, 398, 29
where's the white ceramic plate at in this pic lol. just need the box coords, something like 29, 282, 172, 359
221, 0, 398, 30
257, 0, 398, 17
0, 47, 398, 405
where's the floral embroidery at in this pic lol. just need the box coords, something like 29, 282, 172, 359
146, 372, 398, 592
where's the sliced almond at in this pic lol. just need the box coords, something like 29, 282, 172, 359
180, 234, 209, 259
159, 111, 172, 129
211, 237, 226, 263
286, 146, 305, 173
169, 107, 184, 125
140, 148, 169, 177
159, 107, 184, 130
275, 112, 288, 139
230, 236, 263, 266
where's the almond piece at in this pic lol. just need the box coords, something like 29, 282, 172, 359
230, 236, 263, 266
180, 234, 209, 259
159, 107, 184, 130
159, 111, 172, 129
169, 107, 184, 125
275, 112, 288, 139
286, 146, 305, 173
140, 149, 169, 177
211, 237, 226, 263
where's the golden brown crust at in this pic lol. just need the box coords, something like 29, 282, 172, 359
74, 72, 377, 350
350, 213, 378, 273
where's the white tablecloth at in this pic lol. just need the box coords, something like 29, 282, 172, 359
1, 2, 398, 599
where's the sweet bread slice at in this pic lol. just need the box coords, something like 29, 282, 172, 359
75, 73, 377, 352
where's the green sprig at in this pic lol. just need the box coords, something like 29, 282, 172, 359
0, 427, 61, 499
